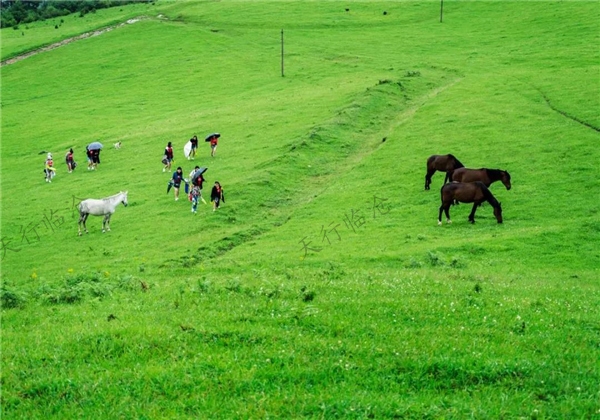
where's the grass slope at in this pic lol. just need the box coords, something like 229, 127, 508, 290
1, 1, 599, 418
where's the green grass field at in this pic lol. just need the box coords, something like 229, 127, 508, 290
1, 1, 599, 418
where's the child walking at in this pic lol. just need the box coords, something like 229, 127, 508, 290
44, 153, 56, 182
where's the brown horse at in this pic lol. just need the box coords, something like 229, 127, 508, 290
438, 181, 502, 225
452, 168, 511, 190
425, 154, 464, 190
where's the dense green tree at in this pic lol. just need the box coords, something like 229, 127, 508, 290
0, 0, 152, 28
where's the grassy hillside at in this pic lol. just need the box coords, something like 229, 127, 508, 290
1, 1, 599, 418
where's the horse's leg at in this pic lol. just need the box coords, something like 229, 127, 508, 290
425, 169, 434, 190
106, 214, 111, 232
444, 171, 452, 185
83, 214, 89, 233
102, 215, 108, 232
468, 203, 478, 223
439, 201, 451, 225
78, 213, 83, 236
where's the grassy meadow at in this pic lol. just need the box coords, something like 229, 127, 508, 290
1, 1, 599, 418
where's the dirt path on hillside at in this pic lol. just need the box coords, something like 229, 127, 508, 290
1, 16, 147, 67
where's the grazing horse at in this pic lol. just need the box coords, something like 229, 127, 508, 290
438, 181, 502, 225
78, 191, 128, 235
452, 168, 511, 190
425, 154, 465, 190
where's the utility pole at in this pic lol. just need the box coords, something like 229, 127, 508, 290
281, 29, 284, 77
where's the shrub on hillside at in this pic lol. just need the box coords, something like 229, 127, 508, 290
0, 282, 27, 309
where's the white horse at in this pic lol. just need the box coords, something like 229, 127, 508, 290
78, 191, 128, 235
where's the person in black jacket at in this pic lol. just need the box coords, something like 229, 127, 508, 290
210, 181, 225, 211
171, 167, 185, 201
189, 135, 198, 160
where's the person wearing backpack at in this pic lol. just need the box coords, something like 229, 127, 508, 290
65, 148, 76, 173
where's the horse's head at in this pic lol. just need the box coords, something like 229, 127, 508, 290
121, 191, 128, 207
502, 171, 511, 190
494, 202, 503, 224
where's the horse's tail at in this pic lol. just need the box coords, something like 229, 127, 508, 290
449, 154, 465, 168
78, 200, 87, 215
479, 182, 499, 208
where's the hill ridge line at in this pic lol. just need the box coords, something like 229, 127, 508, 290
324, 75, 464, 178
172, 73, 463, 267
535, 87, 600, 133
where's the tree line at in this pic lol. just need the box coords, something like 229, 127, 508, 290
1, 0, 153, 29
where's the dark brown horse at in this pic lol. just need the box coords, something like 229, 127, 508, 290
452, 168, 511, 190
438, 181, 502, 225
425, 154, 464, 190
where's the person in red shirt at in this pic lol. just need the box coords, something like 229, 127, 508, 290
163, 141, 174, 172
210, 136, 218, 157
65, 148, 75, 173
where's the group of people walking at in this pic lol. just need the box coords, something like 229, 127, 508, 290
163, 134, 219, 172
165, 134, 225, 214
43, 134, 226, 215
44, 149, 76, 182
86, 147, 101, 170
169, 165, 225, 213
188, 133, 219, 158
